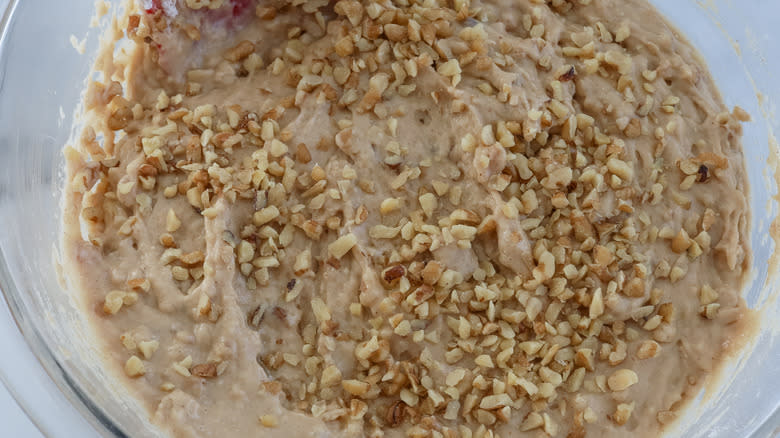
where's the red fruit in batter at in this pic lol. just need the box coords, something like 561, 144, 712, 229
145, 0, 162, 14
231, 0, 252, 17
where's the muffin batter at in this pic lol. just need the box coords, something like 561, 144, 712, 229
62, 0, 753, 436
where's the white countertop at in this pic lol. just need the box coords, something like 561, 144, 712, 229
0, 384, 42, 437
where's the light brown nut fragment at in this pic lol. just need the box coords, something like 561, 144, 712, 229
191, 362, 218, 378
539, 367, 563, 386
406, 285, 434, 306
320, 365, 342, 387
161, 248, 182, 265
104, 291, 126, 315
294, 250, 311, 275
171, 266, 190, 281
349, 303, 362, 317
643, 315, 662, 331
699, 284, 719, 305
545, 167, 573, 189
259, 414, 278, 428
419, 193, 438, 218
393, 320, 411, 336
445, 368, 466, 387
451, 224, 477, 240
311, 298, 332, 323
534, 250, 556, 281
515, 377, 538, 396
166, 209, 181, 232
400, 389, 419, 407
670, 190, 692, 208
608, 369, 638, 391
701, 209, 716, 231
474, 354, 494, 368
669, 265, 686, 283
384, 23, 407, 42
583, 407, 598, 424
575, 348, 595, 371
476, 409, 497, 426
613, 402, 635, 425
386, 401, 406, 427
456, 319, 472, 342
624, 118, 641, 138
224, 40, 255, 62
623, 277, 645, 298
255, 6, 275, 19
173, 356, 193, 377
380, 197, 401, 215
269, 139, 288, 157
160, 233, 176, 248
636, 340, 659, 360
548, 99, 569, 119
680, 174, 697, 191
124, 355, 145, 377
567, 368, 586, 393
122, 292, 138, 306
607, 157, 634, 182
589, 288, 604, 319
615, 23, 631, 43
328, 233, 357, 259
657, 302, 675, 322
421, 261, 444, 285
253, 206, 280, 226
543, 413, 558, 436
197, 294, 212, 316
354, 205, 368, 225
180, 250, 205, 265
593, 245, 614, 267
295, 144, 311, 163
342, 379, 370, 396
247, 305, 266, 328
670, 229, 692, 253
604, 49, 633, 74
381, 265, 406, 288
334, 36, 354, 57
138, 340, 159, 359
679, 159, 699, 175
237, 240, 255, 264
334, 0, 363, 26
108, 97, 132, 131
520, 412, 544, 431
701, 303, 721, 319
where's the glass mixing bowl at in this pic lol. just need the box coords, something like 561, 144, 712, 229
0, 0, 777, 437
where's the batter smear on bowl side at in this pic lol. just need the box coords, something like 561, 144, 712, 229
62, 0, 754, 436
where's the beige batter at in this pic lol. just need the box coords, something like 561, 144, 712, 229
62, 0, 754, 437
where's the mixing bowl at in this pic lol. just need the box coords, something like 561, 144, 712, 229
0, 0, 778, 436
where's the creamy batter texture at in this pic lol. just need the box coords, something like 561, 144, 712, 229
63, 0, 754, 437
